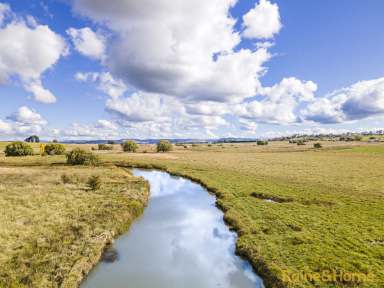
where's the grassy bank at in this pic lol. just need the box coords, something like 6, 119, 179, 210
0, 161, 149, 287
99, 141, 384, 288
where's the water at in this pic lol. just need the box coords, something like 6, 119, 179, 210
81, 169, 264, 288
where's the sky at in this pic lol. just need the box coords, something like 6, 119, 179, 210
0, 0, 384, 140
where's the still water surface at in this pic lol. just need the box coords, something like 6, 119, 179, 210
82, 169, 264, 288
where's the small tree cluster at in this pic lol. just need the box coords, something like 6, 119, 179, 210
257, 140, 268, 146
45, 143, 66, 155
313, 143, 322, 149
98, 144, 114, 151
121, 140, 138, 152
25, 135, 40, 143
157, 140, 172, 152
66, 148, 99, 165
4, 142, 33, 157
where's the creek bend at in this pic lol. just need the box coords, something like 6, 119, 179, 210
81, 169, 264, 288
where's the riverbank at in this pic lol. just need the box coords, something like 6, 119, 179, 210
101, 142, 384, 288
0, 162, 149, 287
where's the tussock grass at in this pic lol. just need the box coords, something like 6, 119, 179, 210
0, 164, 149, 287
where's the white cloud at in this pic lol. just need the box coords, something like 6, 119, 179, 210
234, 77, 317, 124
7, 106, 47, 126
96, 119, 118, 130
302, 77, 384, 123
242, 0, 282, 39
67, 27, 105, 60
61, 122, 118, 139
71, 0, 274, 103
75, 72, 126, 98
0, 9, 67, 103
24, 79, 57, 103
0, 2, 10, 25
0, 106, 47, 137
106, 92, 182, 122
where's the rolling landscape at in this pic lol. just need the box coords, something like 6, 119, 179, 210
1, 0, 384, 287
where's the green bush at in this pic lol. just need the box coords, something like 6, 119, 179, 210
45, 143, 66, 155
297, 140, 306, 146
87, 175, 102, 190
121, 140, 138, 152
257, 140, 268, 146
157, 140, 172, 152
314, 143, 322, 149
66, 148, 99, 165
4, 142, 33, 157
98, 144, 113, 151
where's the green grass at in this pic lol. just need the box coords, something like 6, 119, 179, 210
99, 141, 384, 288
0, 162, 149, 288
1, 141, 383, 287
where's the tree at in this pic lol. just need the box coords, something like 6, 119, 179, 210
257, 140, 268, 146
45, 143, 66, 155
98, 144, 113, 150
66, 148, 99, 165
25, 135, 40, 143
121, 140, 138, 152
4, 142, 33, 157
157, 140, 172, 152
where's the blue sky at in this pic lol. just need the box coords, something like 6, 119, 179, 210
0, 0, 383, 140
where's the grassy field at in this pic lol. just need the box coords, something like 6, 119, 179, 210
0, 141, 383, 287
0, 159, 149, 288
98, 141, 384, 288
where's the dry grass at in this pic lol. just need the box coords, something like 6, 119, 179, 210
0, 163, 149, 288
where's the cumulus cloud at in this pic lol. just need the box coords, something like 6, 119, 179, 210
61, 122, 118, 139
0, 106, 47, 137
302, 77, 384, 123
71, 0, 274, 103
234, 77, 317, 124
96, 119, 118, 130
75, 72, 126, 98
106, 92, 183, 122
242, 0, 282, 39
7, 106, 47, 126
0, 7, 67, 103
67, 27, 105, 60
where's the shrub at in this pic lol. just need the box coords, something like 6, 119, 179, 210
87, 175, 101, 190
4, 142, 33, 157
45, 143, 66, 155
157, 140, 172, 152
121, 140, 138, 152
257, 140, 268, 146
314, 143, 322, 149
297, 140, 306, 146
66, 148, 99, 165
98, 144, 113, 151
